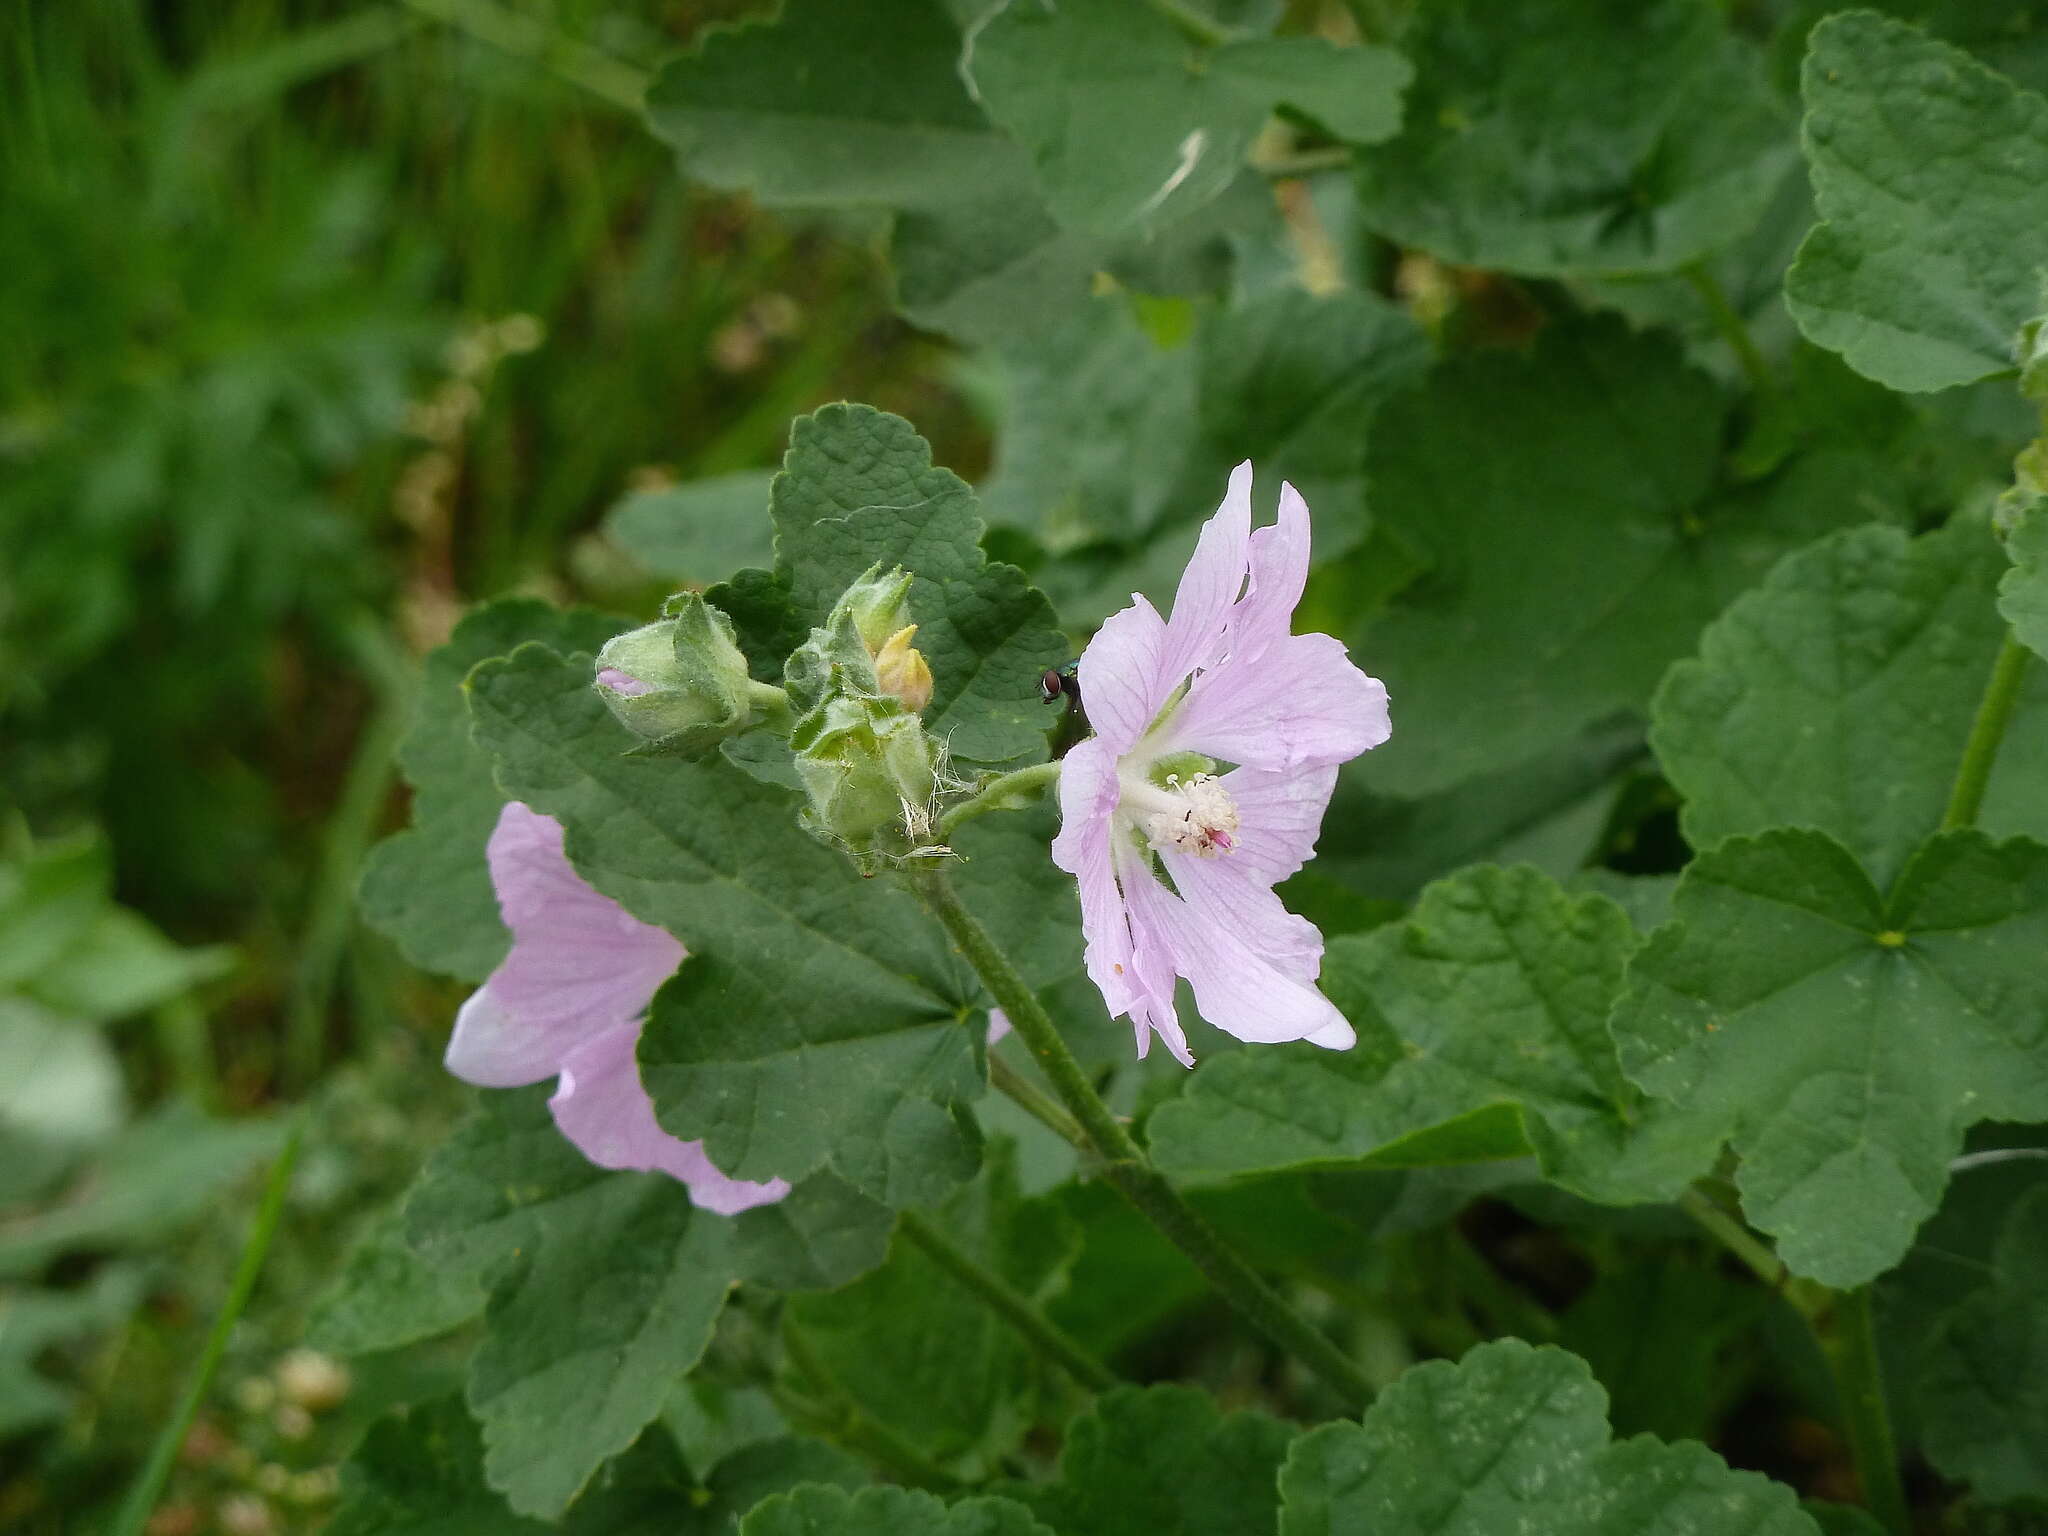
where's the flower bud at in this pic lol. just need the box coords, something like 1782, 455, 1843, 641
838, 564, 915, 653
592, 594, 773, 756
873, 625, 934, 712
790, 692, 937, 862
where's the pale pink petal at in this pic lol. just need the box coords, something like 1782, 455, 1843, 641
1159, 633, 1390, 771
1125, 873, 1354, 1049
1216, 763, 1339, 887
1154, 462, 1253, 687
1228, 482, 1313, 660
444, 982, 563, 1088
986, 1009, 1012, 1044
551, 1023, 789, 1213
1115, 848, 1194, 1064
1074, 595, 1172, 753
597, 667, 652, 696
1161, 851, 1323, 986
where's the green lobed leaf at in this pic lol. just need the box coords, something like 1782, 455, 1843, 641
994, 1384, 1293, 1536
1359, 318, 1890, 797
782, 1144, 1079, 1474
464, 641, 986, 1202
1279, 1338, 1819, 1535
1353, 0, 1791, 277
645, 0, 1021, 210
1652, 519, 2048, 891
1613, 827, 2048, 1288
605, 472, 778, 586
1786, 11, 2048, 392
739, 1486, 1056, 1536
402, 1088, 741, 1518
2003, 501, 2048, 661
967, 0, 1407, 235
330, 1394, 862, 1536
1916, 1184, 2048, 1501
305, 1201, 486, 1356
358, 599, 625, 983
1147, 864, 1717, 1205
735, 403, 1067, 768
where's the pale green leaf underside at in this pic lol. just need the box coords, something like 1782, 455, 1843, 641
1613, 827, 2048, 1288
1279, 1339, 1817, 1535
1353, 0, 1791, 276
1147, 865, 1716, 1205
1786, 10, 2048, 392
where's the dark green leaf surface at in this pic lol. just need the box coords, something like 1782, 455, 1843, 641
740, 1486, 1055, 1536
782, 1147, 1077, 1473
646, 0, 1021, 209
1653, 520, 2048, 890
403, 1090, 739, 1518
968, 0, 1407, 235
1353, 0, 1791, 276
606, 472, 778, 586
358, 600, 625, 982
1360, 320, 1883, 796
1279, 1339, 1818, 1535
748, 404, 1066, 767
465, 643, 983, 1201
1613, 828, 2048, 1287
306, 1202, 485, 1356
1148, 865, 1715, 1204
997, 1385, 1293, 1536
2003, 502, 2048, 661
1786, 11, 2048, 391
1917, 1185, 2048, 1501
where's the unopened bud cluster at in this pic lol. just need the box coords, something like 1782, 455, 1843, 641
591, 564, 942, 868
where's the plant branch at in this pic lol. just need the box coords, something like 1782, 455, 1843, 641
940, 761, 1061, 839
898, 1209, 1118, 1392
1943, 629, 2032, 832
778, 1325, 963, 1491
914, 868, 1374, 1408
1142, 0, 1233, 47
989, 1052, 1090, 1149
1825, 1286, 1912, 1536
1682, 263, 1773, 397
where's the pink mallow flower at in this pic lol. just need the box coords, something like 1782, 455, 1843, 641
1050, 464, 1390, 1065
445, 801, 788, 1214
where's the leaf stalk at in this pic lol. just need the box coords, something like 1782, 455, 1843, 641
913, 868, 1374, 1408
1942, 628, 2032, 832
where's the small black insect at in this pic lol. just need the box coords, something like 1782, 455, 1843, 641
1038, 662, 1080, 706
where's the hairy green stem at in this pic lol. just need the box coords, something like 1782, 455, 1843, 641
779, 1324, 962, 1491
914, 869, 1373, 1407
109, 1120, 302, 1536
1943, 629, 2032, 831
398, 0, 649, 111
898, 1209, 1118, 1392
940, 761, 1061, 839
988, 1052, 1089, 1148
1825, 1287, 1912, 1536
1682, 263, 1773, 397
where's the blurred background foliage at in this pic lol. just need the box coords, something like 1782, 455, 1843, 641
6, 0, 2048, 1532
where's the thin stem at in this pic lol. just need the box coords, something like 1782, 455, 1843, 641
940, 761, 1061, 839
898, 1209, 1118, 1392
1682, 263, 1773, 397
1255, 146, 1354, 179
1942, 630, 2033, 832
1142, 0, 1232, 47
1680, 1187, 1786, 1291
397, 0, 649, 112
779, 1324, 962, 1491
108, 1120, 303, 1536
914, 869, 1373, 1408
989, 1052, 1089, 1149
1825, 1287, 1911, 1536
